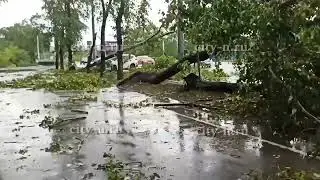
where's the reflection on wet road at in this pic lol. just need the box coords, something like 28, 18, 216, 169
0, 66, 53, 82
0, 87, 319, 180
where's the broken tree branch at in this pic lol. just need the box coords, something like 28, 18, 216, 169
297, 101, 320, 124
268, 66, 320, 124
106, 27, 174, 58
123, 30, 175, 52
86, 27, 174, 70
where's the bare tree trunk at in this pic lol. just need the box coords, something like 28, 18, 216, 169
177, 0, 185, 60
86, 32, 97, 72
59, 29, 65, 70
67, 46, 72, 67
116, 0, 125, 80
59, 44, 64, 70
91, 0, 96, 59
66, 2, 73, 67
99, 0, 112, 77
100, 2, 106, 77
54, 37, 59, 69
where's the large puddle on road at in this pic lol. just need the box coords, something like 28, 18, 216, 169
0, 87, 319, 180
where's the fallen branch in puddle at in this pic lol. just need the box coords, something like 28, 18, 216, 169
48, 116, 87, 129
153, 102, 216, 110
70, 109, 89, 114
153, 103, 191, 107
75, 128, 95, 153
176, 112, 320, 160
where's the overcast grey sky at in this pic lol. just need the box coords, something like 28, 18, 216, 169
0, 0, 167, 45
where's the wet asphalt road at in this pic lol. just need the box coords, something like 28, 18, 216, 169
0, 66, 319, 180
0, 87, 319, 180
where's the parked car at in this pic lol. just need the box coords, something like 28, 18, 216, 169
135, 56, 155, 67
108, 54, 137, 71
200, 58, 213, 68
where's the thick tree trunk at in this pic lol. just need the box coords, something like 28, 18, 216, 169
99, 0, 112, 77
66, 2, 73, 67
100, 14, 106, 77
59, 44, 64, 70
86, 33, 97, 72
59, 26, 65, 70
54, 37, 59, 69
91, 0, 96, 59
183, 73, 240, 93
116, 0, 125, 80
67, 46, 72, 67
177, 0, 184, 60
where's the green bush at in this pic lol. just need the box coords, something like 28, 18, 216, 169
0, 46, 33, 67
155, 55, 178, 69
74, 51, 87, 62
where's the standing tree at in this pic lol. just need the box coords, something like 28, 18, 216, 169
99, 0, 113, 77
91, 0, 96, 58
42, 0, 88, 70
115, 0, 125, 80
177, 0, 320, 128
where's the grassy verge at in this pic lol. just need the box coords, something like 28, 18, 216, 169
247, 168, 320, 180
0, 70, 117, 92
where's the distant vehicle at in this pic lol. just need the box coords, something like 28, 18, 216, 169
135, 56, 155, 67
77, 54, 142, 71
200, 58, 213, 68
108, 54, 137, 71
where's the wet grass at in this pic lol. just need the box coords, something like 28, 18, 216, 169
247, 167, 320, 180
98, 153, 146, 180
0, 70, 117, 92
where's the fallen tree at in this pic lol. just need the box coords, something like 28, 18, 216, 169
117, 51, 210, 86
183, 73, 240, 93
86, 32, 97, 72
117, 51, 241, 93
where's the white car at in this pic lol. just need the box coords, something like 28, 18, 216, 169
108, 54, 138, 71
135, 56, 155, 67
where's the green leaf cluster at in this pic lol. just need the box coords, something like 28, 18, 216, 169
179, 0, 320, 125
0, 45, 33, 67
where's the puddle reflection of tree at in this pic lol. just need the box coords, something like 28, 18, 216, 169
48, 99, 89, 172
118, 88, 125, 133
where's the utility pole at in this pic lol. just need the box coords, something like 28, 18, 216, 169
177, 0, 185, 60
162, 40, 165, 55
37, 35, 40, 63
